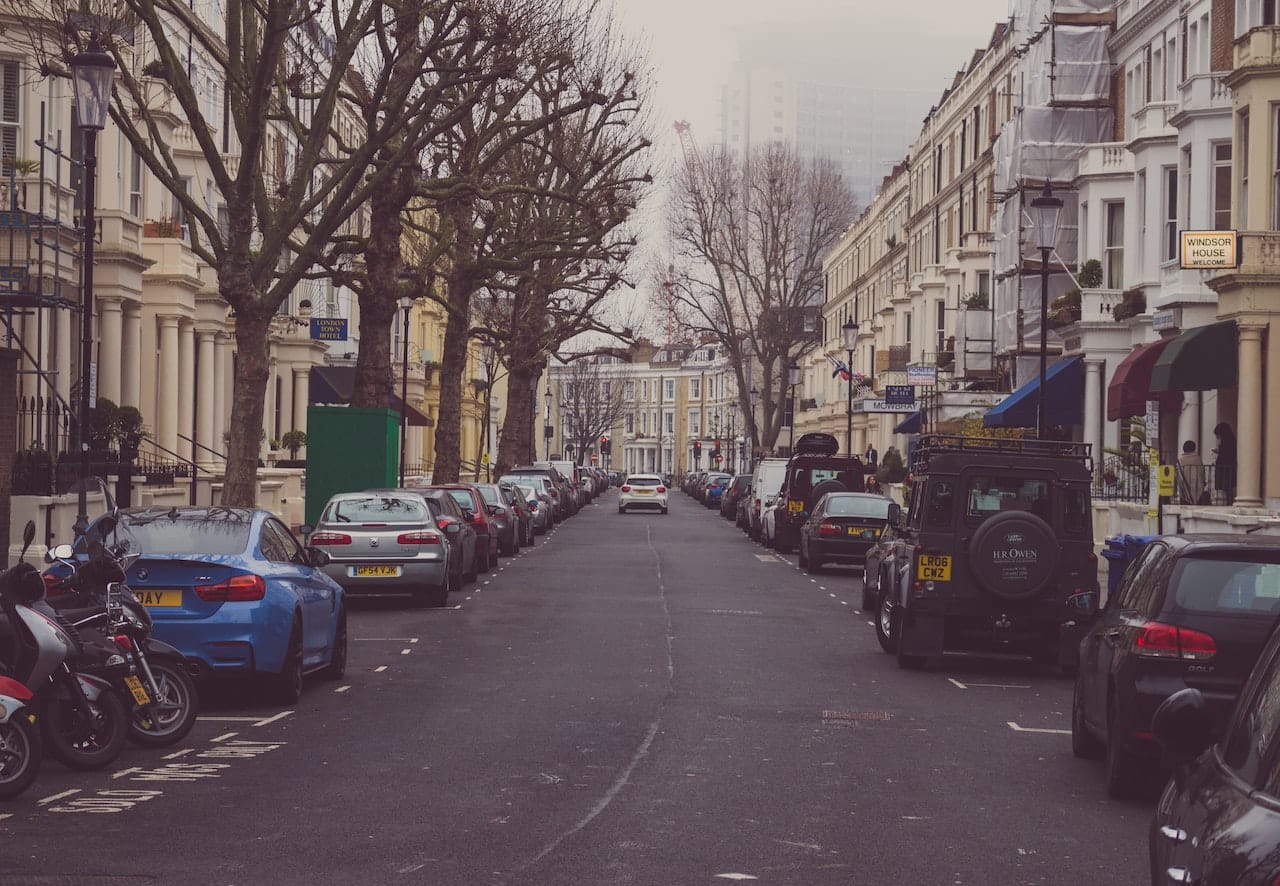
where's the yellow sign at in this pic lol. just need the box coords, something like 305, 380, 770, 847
1180, 230, 1239, 270
1157, 464, 1175, 497
482, 450, 490, 465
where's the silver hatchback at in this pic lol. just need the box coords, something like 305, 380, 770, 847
311, 491, 452, 606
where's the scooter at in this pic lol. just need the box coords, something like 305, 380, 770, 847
0, 520, 129, 772
0, 522, 41, 798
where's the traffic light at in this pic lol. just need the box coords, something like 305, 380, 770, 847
693, 441, 702, 457
600, 435, 610, 455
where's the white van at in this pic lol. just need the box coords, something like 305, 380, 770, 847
748, 458, 789, 541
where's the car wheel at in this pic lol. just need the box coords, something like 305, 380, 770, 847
806, 544, 823, 575
1071, 676, 1103, 760
1105, 697, 1146, 799
875, 591, 896, 654
478, 545, 491, 574
892, 605, 926, 670
270, 617, 305, 705
861, 565, 878, 611
321, 607, 348, 681
618, 506, 625, 514
797, 539, 809, 568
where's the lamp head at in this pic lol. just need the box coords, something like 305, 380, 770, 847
749, 386, 760, 407
841, 318, 859, 351
70, 35, 116, 131
788, 361, 801, 387
1029, 182, 1064, 252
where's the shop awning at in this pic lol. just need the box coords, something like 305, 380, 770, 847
893, 410, 924, 435
1106, 338, 1183, 421
982, 356, 1085, 429
1150, 320, 1238, 392
309, 366, 433, 427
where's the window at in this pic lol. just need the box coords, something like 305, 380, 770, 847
0, 61, 17, 172
624, 380, 635, 400
965, 476, 1051, 520
1223, 635, 1280, 785
1241, 111, 1251, 226
641, 380, 649, 402
1163, 166, 1179, 262
1214, 143, 1233, 230
1274, 107, 1280, 230
129, 146, 143, 218
602, 381, 611, 399
664, 379, 675, 402
664, 411, 674, 434
624, 413, 634, 434
689, 377, 701, 400
1105, 202, 1125, 289
688, 409, 701, 437
1170, 557, 1280, 613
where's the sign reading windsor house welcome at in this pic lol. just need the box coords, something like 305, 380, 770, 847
1180, 230, 1239, 270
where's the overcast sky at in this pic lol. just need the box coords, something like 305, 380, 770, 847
604, 0, 1015, 335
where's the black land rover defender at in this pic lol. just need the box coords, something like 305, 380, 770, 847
773, 433, 866, 554
873, 435, 1099, 671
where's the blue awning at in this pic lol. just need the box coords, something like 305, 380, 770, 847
893, 410, 924, 435
983, 356, 1085, 429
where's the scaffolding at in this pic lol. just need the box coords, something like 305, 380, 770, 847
992, 0, 1116, 389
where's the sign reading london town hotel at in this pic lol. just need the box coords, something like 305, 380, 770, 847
1180, 230, 1240, 270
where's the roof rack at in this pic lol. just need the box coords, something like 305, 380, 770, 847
910, 434, 1093, 473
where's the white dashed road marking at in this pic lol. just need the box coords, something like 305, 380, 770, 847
375, 666, 388, 673
209, 732, 238, 743
335, 685, 351, 693
38, 789, 80, 805
1007, 721, 1070, 735
254, 711, 293, 727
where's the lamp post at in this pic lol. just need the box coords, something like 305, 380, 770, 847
841, 318, 859, 456
787, 360, 801, 454
1030, 182, 1063, 440
727, 401, 737, 472
749, 386, 760, 469
70, 36, 116, 537
543, 386, 552, 461
396, 294, 413, 486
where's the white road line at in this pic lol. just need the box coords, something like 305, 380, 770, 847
199, 716, 261, 723
400, 648, 411, 655
38, 789, 80, 805
111, 768, 142, 779
0, 813, 12, 821
254, 711, 293, 727
163, 748, 194, 759
867, 621, 875, 626
353, 637, 418, 642
828, 593, 836, 598
375, 666, 388, 673
410, 638, 419, 644
952, 679, 1032, 690
840, 601, 848, 605
210, 732, 238, 743
949, 678, 968, 689
335, 685, 351, 693
1007, 721, 1071, 735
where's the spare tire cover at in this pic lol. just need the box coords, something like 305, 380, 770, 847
967, 510, 1059, 601
807, 479, 847, 510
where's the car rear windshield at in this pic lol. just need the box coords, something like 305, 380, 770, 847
789, 466, 859, 492
627, 476, 662, 487
965, 476, 1051, 519
324, 496, 428, 523
477, 487, 502, 505
119, 516, 251, 556
826, 496, 892, 518
445, 489, 476, 511
1171, 556, 1280, 613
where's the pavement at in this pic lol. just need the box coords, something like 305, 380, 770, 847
0, 489, 1150, 885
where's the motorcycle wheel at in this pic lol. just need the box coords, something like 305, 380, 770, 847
41, 686, 130, 771
0, 715, 42, 799
129, 661, 199, 748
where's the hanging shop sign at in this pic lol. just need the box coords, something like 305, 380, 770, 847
1180, 231, 1239, 270
906, 365, 937, 387
310, 317, 349, 341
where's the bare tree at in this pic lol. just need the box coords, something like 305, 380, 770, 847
554, 356, 631, 466
664, 142, 855, 453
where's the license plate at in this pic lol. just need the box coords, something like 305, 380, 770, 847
134, 590, 182, 607
917, 554, 952, 581
123, 675, 151, 705
636, 489, 652, 495
353, 565, 401, 577
788, 500, 805, 513
847, 526, 880, 537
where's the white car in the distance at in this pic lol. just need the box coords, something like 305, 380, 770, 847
618, 473, 669, 514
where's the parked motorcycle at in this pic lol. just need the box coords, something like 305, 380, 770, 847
0, 522, 42, 799
46, 536, 199, 749
0, 519, 129, 772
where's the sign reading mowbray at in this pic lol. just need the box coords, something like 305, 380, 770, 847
1180, 230, 1239, 270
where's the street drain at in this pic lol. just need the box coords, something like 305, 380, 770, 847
822, 710, 892, 724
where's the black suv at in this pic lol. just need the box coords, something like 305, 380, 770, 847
772, 433, 866, 554
872, 435, 1099, 670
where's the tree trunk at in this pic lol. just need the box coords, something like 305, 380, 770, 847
496, 365, 538, 478
221, 305, 273, 505
352, 156, 411, 409
431, 270, 473, 483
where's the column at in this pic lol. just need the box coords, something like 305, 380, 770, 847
54, 305, 72, 407
195, 331, 216, 462
278, 362, 294, 440
1235, 323, 1265, 507
212, 333, 227, 458
157, 316, 180, 456
265, 358, 278, 452
1177, 391, 1201, 457
177, 321, 194, 463
121, 304, 141, 409
292, 369, 308, 440
1083, 359, 1104, 472
97, 298, 123, 405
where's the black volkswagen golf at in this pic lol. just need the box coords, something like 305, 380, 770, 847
1073, 533, 1280, 799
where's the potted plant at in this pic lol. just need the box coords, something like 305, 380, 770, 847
1113, 288, 1147, 321
962, 291, 989, 309
280, 429, 307, 463
1078, 259, 1103, 289
1049, 288, 1082, 328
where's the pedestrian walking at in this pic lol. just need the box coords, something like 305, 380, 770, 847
864, 475, 886, 496
1177, 440, 1206, 505
1213, 422, 1237, 504
864, 445, 878, 468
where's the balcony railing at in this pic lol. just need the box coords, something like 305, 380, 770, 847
1176, 73, 1231, 117
1235, 25, 1280, 71
1129, 101, 1177, 144
1077, 142, 1133, 178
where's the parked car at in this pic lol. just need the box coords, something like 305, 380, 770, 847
515, 483, 552, 536
721, 475, 751, 520
417, 487, 479, 583
501, 472, 564, 523
862, 521, 903, 611
311, 490, 456, 606
748, 458, 788, 541
618, 473, 668, 514
500, 483, 535, 547
92, 507, 345, 703
771, 433, 866, 554
797, 492, 893, 574
474, 483, 520, 556
432, 484, 499, 572
1148, 624, 1280, 886
1073, 533, 1280, 798
703, 474, 733, 508
512, 464, 577, 517
734, 480, 754, 531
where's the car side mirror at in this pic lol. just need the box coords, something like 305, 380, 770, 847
445, 523, 461, 535
1151, 688, 1214, 767
488, 505, 502, 516
306, 547, 331, 568
300, 523, 314, 538
887, 503, 902, 527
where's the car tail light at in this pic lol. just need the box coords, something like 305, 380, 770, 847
309, 531, 352, 545
1134, 622, 1217, 661
112, 633, 134, 652
817, 521, 841, 536
436, 518, 452, 530
196, 575, 266, 602
754, 500, 761, 515
397, 531, 441, 545
621, 485, 631, 492
656, 486, 666, 493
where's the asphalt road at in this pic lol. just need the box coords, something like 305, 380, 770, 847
1, 489, 1151, 885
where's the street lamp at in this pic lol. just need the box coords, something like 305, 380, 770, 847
543, 386, 552, 461
842, 318, 859, 456
70, 35, 116, 537
749, 386, 760, 468
396, 294, 413, 486
787, 360, 801, 454
1030, 182, 1063, 440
